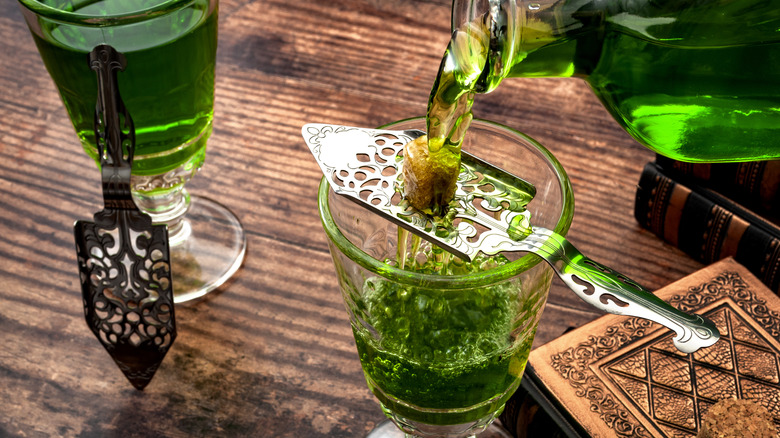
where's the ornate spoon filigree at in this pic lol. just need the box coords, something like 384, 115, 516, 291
74, 45, 176, 390
303, 123, 719, 354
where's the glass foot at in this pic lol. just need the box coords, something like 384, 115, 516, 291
366, 419, 512, 438
367, 419, 405, 438
169, 195, 246, 303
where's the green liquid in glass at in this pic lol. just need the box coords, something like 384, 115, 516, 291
26, 0, 217, 175
354, 230, 542, 426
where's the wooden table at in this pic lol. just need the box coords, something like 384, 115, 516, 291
0, 0, 704, 436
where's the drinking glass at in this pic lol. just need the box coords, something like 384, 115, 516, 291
318, 118, 574, 437
18, 0, 245, 302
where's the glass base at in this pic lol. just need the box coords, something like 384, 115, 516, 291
169, 195, 246, 303
367, 419, 512, 438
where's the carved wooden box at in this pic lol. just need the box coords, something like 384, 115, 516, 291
511, 258, 780, 437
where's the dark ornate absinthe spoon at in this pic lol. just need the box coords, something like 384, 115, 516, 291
74, 44, 176, 390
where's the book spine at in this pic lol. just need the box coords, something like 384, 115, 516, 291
635, 162, 780, 294
654, 155, 780, 226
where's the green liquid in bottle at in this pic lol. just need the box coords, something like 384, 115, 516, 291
584, 33, 780, 162
430, 1, 780, 163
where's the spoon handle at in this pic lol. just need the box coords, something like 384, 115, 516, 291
524, 228, 719, 354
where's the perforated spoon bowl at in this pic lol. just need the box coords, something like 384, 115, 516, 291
303, 122, 719, 354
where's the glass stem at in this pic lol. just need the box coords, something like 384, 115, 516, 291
132, 185, 191, 246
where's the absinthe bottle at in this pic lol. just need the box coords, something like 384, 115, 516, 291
452, 0, 780, 163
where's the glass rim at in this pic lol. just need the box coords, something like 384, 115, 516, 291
17, 0, 196, 26
317, 117, 575, 289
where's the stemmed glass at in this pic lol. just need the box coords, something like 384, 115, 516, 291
318, 118, 574, 437
18, 0, 245, 302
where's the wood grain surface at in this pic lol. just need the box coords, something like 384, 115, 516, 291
0, 0, 703, 436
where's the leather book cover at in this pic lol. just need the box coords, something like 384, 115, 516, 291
654, 155, 780, 227
520, 258, 780, 438
634, 162, 780, 294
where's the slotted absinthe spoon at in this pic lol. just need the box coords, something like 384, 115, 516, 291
74, 45, 176, 390
302, 123, 719, 354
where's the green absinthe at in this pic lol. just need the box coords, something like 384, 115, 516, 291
433, 0, 780, 163
23, 0, 217, 176
353, 238, 544, 426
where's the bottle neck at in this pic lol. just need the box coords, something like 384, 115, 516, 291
452, 0, 605, 91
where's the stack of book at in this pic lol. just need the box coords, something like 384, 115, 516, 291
634, 156, 780, 294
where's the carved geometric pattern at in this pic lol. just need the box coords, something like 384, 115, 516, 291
732, 313, 771, 349
550, 270, 780, 437
612, 373, 650, 413
609, 351, 648, 379
734, 344, 779, 383
693, 366, 737, 400
651, 386, 695, 430
652, 336, 688, 358
649, 351, 692, 392
704, 307, 730, 337
692, 337, 733, 370
740, 379, 780, 413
